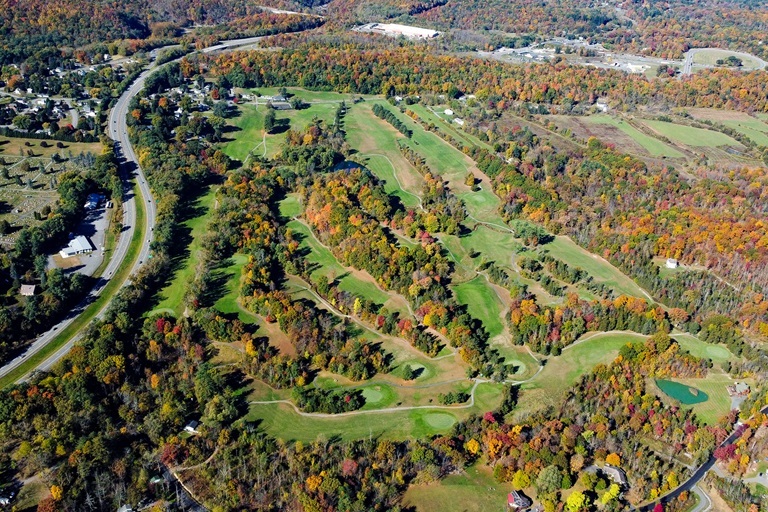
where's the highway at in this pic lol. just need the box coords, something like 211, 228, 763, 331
0, 34, 270, 383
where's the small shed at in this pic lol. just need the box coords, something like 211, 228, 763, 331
20, 284, 36, 296
665, 258, 679, 269
184, 420, 200, 434
444, 108, 454, 116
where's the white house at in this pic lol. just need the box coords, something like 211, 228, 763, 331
59, 236, 94, 258
184, 420, 200, 434
444, 108, 454, 116
453, 118, 465, 126
665, 258, 679, 269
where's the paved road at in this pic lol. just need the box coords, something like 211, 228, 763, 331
0, 33, 287, 383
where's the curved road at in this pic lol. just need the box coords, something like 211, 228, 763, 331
0, 35, 272, 383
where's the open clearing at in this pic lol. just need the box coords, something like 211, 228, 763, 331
516, 332, 647, 417
452, 275, 505, 338
404, 462, 514, 512
652, 372, 746, 425
642, 119, 742, 147
585, 115, 684, 158
691, 49, 765, 70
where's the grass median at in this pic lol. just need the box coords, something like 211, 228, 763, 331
0, 182, 146, 388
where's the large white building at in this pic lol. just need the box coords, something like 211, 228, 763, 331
59, 235, 94, 258
356, 23, 440, 40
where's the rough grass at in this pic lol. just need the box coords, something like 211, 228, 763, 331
643, 119, 741, 147
721, 118, 768, 146
404, 463, 515, 512
152, 186, 216, 316
0, 137, 101, 159
586, 115, 684, 158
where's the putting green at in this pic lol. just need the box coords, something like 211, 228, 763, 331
362, 386, 384, 404
424, 412, 457, 429
656, 379, 708, 405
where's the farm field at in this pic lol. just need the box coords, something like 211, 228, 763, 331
642, 119, 741, 147
585, 115, 684, 158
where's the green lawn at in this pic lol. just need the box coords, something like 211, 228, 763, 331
544, 236, 650, 299
152, 186, 216, 316
224, 100, 340, 161
655, 373, 743, 425
673, 333, 733, 364
406, 103, 494, 151
213, 253, 256, 324
516, 332, 647, 417
404, 463, 515, 512
452, 275, 505, 338
587, 115, 684, 158
245, 382, 504, 442
360, 154, 421, 208
643, 119, 740, 147
691, 49, 764, 70
721, 118, 768, 146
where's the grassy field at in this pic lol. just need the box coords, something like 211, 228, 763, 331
223, 100, 339, 161
721, 118, 768, 146
586, 115, 684, 158
246, 86, 360, 103
152, 186, 216, 316
643, 120, 741, 147
0, 182, 145, 388
452, 275, 505, 338
543, 236, 650, 299
359, 154, 421, 209
652, 372, 744, 425
515, 332, 647, 417
406, 103, 494, 151
674, 333, 733, 364
691, 49, 764, 70
245, 381, 505, 441
0, 137, 101, 159
404, 463, 514, 512
213, 253, 256, 323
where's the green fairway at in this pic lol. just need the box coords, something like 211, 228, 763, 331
515, 332, 647, 416
245, 382, 504, 441
406, 103, 493, 151
587, 115, 684, 158
543, 236, 650, 299
656, 379, 708, 404
152, 186, 216, 316
224, 100, 340, 161
674, 333, 732, 363
404, 463, 515, 512
278, 193, 302, 217
452, 275, 505, 338
643, 119, 740, 147
359, 154, 421, 208
213, 253, 257, 323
